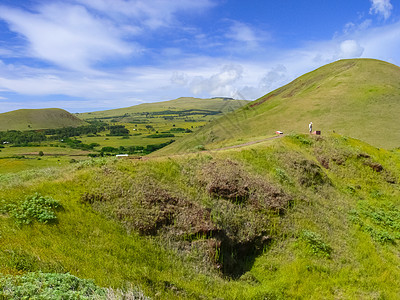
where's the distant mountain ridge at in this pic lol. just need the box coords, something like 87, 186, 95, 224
157, 58, 400, 154
77, 97, 250, 120
0, 108, 87, 131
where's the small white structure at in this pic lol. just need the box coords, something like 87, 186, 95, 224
275, 131, 283, 135
116, 154, 129, 158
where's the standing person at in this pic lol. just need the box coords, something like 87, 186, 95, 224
309, 122, 313, 134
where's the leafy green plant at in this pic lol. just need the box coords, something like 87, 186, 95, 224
288, 133, 313, 146
3, 193, 62, 225
349, 204, 400, 244
301, 230, 332, 258
0, 272, 106, 299
274, 167, 292, 185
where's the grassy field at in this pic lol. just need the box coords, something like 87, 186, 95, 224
2, 134, 400, 299
0, 146, 90, 173
157, 59, 400, 155
0, 108, 86, 131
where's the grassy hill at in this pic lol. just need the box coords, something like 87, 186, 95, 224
157, 59, 400, 155
77, 97, 249, 121
0, 108, 86, 131
1, 134, 400, 298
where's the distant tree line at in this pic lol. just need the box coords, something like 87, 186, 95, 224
107, 125, 130, 136
99, 140, 175, 155
62, 138, 100, 150
0, 122, 110, 145
45, 122, 106, 139
0, 130, 47, 145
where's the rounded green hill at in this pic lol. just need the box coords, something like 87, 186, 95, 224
0, 108, 87, 131
159, 58, 400, 153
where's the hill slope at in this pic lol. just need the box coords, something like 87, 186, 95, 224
77, 97, 249, 120
1, 134, 400, 299
0, 108, 86, 131
158, 59, 400, 154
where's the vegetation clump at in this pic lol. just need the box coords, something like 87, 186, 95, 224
1, 193, 62, 225
349, 203, 400, 244
201, 159, 291, 211
292, 159, 331, 188
300, 230, 333, 258
0, 272, 105, 299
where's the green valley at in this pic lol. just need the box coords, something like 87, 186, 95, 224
0, 97, 248, 173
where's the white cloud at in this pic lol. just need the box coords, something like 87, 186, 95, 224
0, 0, 215, 72
75, 0, 215, 29
0, 3, 134, 71
370, 0, 393, 20
225, 21, 270, 48
227, 22, 258, 43
189, 64, 243, 96
339, 40, 364, 58
259, 65, 288, 91
171, 72, 189, 86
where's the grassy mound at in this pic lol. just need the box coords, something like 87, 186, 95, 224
1, 134, 400, 298
157, 59, 400, 154
0, 108, 86, 131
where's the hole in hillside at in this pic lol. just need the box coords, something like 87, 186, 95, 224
216, 233, 272, 278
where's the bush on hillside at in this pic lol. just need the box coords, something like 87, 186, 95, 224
0, 272, 150, 299
0, 272, 105, 299
2, 193, 62, 225
301, 230, 332, 258
201, 159, 291, 211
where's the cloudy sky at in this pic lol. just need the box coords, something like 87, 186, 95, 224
0, 0, 399, 113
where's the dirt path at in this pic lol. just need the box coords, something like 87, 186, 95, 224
138, 134, 285, 161
211, 134, 285, 151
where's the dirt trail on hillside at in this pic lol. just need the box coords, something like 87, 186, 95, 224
211, 134, 285, 151
138, 134, 285, 161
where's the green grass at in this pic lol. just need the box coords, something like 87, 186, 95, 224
0, 146, 89, 173
0, 108, 86, 131
1, 134, 400, 298
157, 59, 400, 155
79, 134, 179, 149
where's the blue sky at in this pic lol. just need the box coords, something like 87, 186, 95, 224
0, 0, 399, 113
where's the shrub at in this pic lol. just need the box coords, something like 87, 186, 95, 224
201, 159, 291, 210
301, 230, 332, 258
288, 133, 313, 146
3, 193, 62, 225
0, 272, 106, 299
292, 159, 331, 188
